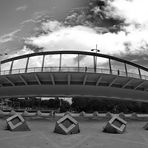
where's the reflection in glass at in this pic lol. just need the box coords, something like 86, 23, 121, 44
44, 54, 60, 67
26, 56, 43, 72
111, 60, 126, 76
79, 55, 93, 67
79, 55, 94, 72
12, 58, 27, 73
28, 56, 43, 68
61, 54, 78, 67
140, 69, 148, 80
1, 62, 11, 74
126, 64, 139, 78
96, 57, 109, 73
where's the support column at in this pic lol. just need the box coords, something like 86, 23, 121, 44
138, 68, 142, 79
9, 61, 14, 74
124, 63, 128, 77
109, 58, 112, 74
94, 56, 96, 73
25, 57, 30, 73
41, 55, 45, 72
59, 54, 62, 71
78, 54, 80, 72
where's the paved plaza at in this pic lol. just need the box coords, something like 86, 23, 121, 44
0, 116, 148, 148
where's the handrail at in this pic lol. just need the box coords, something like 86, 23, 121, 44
1, 66, 148, 80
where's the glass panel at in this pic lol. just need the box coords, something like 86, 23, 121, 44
126, 64, 140, 78
79, 55, 94, 72
44, 54, 60, 67
79, 55, 93, 67
61, 54, 78, 67
12, 58, 27, 73
1, 62, 11, 71
140, 69, 148, 80
1, 62, 11, 74
96, 57, 108, 68
28, 56, 43, 68
27, 56, 43, 72
111, 60, 126, 76
96, 57, 109, 73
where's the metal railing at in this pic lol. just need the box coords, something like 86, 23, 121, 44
1, 66, 148, 80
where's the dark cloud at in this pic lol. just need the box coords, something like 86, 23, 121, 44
64, 0, 124, 33
123, 41, 132, 52
0, 0, 147, 70
24, 42, 44, 53
0, 0, 125, 55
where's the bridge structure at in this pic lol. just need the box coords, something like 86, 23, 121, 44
0, 50, 148, 102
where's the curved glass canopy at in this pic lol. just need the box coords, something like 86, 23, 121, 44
1, 50, 148, 80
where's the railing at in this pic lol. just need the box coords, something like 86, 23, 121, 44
1, 66, 148, 80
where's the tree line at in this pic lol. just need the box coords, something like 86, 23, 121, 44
4, 97, 148, 113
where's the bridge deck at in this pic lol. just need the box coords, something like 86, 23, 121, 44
0, 71, 148, 102
0, 70, 148, 91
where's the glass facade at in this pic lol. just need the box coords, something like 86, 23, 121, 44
12, 58, 27, 74
111, 60, 126, 76
1, 62, 11, 75
1, 52, 148, 80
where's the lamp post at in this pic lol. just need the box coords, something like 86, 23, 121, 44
91, 44, 100, 72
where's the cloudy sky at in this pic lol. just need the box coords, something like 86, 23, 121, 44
0, 0, 148, 69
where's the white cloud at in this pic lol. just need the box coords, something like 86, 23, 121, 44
0, 30, 20, 43
2, 0, 148, 70
16, 5, 27, 11
28, 20, 147, 56
110, 0, 148, 25
28, 0, 148, 57
20, 19, 35, 25
41, 20, 64, 32
32, 11, 49, 20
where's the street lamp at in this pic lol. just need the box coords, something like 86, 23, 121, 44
91, 44, 100, 72
91, 44, 100, 53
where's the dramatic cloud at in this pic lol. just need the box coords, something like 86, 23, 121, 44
28, 22, 128, 55
26, 0, 148, 64
1, 0, 148, 73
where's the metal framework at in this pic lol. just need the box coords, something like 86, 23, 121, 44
0, 51, 148, 100
1, 50, 148, 79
